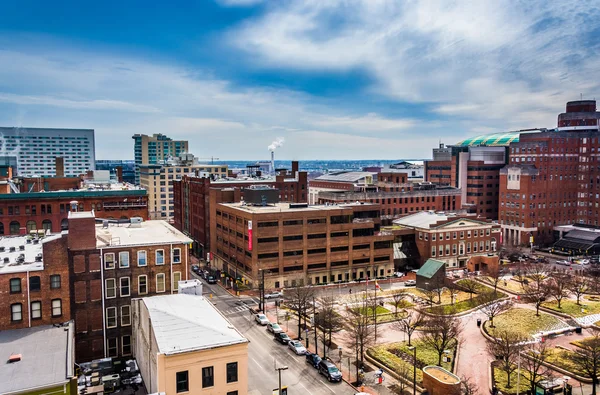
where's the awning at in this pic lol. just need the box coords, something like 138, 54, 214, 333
393, 242, 406, 259
553, 238, 594, 252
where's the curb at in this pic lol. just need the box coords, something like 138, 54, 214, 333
364, 352, 426, 394
420, 295, 510, 318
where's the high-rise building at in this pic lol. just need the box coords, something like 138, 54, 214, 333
95, 159, 136, 184
0, 127, 95, 177
499, 100, 600, 246
132, 133, 188, 185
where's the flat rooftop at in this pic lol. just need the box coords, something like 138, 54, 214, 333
212, 176, 299, 184
0, 322, 74, 394
393, 210, 486, 229
0, 234, 62, 275
220, 201, 378, 214
143, 294, 247, 355
96, 220, 192, 248
313, 171, 374, 183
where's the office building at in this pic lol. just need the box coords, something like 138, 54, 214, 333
95, 159, 136, 184
211, 201, 394, 289
0, 126, 95, 177
308, 171, 376, 204
173, 162, 308, 257
132, 133, 188, 185
133, 293, 248, 395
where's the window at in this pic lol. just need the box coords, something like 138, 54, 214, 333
173, 272, 181, 291
432, 233, 436, 241
105, 253, 115, 269
107, 338, 118, 357
173, 248, 181, 263
121, 305, 131, 326
137, 250, 147, 266
138, 275, 148, 295
156, 249, 165, 265
11, 303, 22, 321
156, 273, 166, 293
226, 362, 238, 383
431, 246, 436, 257
119, 251, 130, 268
107, 307, 117, 328
9, 278, 21, 293
31, 301, 41, 319
30, 276, 41, 291
51, 299, 62, 317
227, 392, 238, 395
202, 366, 214, 388
106, 278, 116, 298
176, 371, 189, 393
120, 277, 130, 297
50, 275, 61, 289
122, 335, 131, 355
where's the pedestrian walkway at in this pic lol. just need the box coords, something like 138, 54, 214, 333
575, 312, 600, 326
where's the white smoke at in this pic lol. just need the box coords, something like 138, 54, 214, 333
268, 137, 284, 151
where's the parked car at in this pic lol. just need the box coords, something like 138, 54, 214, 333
556, 260, 571, 266
288, 340, 307, 355
255, 314, 269, 325
274, 332, 291, 344
305, 352, 322, 368
318, 359, 342, 382
267, 322, 283, 334
264, 291, 283, 299
207, 275, 217, 284
191, 265, 200, 273
404, 280, 416, 286
393, 272, 405, 278
578, 259, 590, 265
201, 270, 209, 279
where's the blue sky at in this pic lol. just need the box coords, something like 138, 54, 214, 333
0, 0, 599, 160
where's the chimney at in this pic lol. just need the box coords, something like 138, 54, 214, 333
67, 211, 97, 251
55, 157, 64, 177
115, 166, 123, 183
291, 161, 299, 178
271, 151, 275, 176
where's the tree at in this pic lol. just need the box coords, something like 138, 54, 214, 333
522, 266, 550, 316
460, 375, 479, 395
486, 330, 526, 388
459, 278, 480, 300
430, 276, 446, 303
521, 341, 552, 395
315, 296, 344, 358
390, 291, 407, 319
569, 275, 590, 305
547, 272, 571, 309
394, 309, 425, 346
345, 294, 375, 381
421, 315, 462, 366
487, 266, 503, 295
480, 293, 512, 328
568, 329, 600, 395
286, 285, 315, 340
422, 288, 437, 307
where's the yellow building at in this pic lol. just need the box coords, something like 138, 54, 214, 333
132, 294, 248, 395
133, 133, 189, 185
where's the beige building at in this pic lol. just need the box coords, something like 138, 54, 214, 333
133, 133, 189, 185
140, 154, 228, 220
132, 293, 248, 395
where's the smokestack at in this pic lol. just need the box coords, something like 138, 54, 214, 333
55, 157, 64, 177
271, 151, 275, 176
268, 137, 284, 176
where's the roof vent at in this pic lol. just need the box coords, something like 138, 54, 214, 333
0, 246, 5, 252
26, 239, 31, 244
3, 257, 8, 264
9, 246, 16, 252
19, 245, 25, 251
32, 239, 39, 245
35, 254, 42, 262
8, 354, 21, 363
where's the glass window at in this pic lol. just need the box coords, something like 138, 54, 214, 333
106, 279, 116, 298
173, 272, 181, 291
176, 371, 189, 393
202, 366, 214, 388
122, 335, 131, 355
121, 305, 131, 326
30, 276, 41, 291
31, 301, 41, 319
107, 338, 118, 357
156, 273, 166, 293
173, 248, 181, 263
137, 251, 147, 266
119, 251, 130, 268
138, 275, 148, 295
226, 362, 238, 383
51, 299, 62, 317
11, 303, 22, 321
9, 278, 21, 293
105, 253, 115, 269
156, 250, 165, 265
107, 307, 117, 328
431, 246, 436, 257
120, 277, 130, 297
50, 275, 61, 289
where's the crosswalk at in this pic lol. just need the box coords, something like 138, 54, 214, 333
222, 304, 252, 315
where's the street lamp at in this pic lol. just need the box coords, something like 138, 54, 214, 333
314, 311, 319, 356
276, 366, 288, 395
408, 346, 417, 395
232, 255, 237, 292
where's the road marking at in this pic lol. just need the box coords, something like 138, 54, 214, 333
320, 380, 337, 393
250, 356, 266, 370
298, 381, 314, 395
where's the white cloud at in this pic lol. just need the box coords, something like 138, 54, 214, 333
315, 113, 416, 131
0, 93, 161, 113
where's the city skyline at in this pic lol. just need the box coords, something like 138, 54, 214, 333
0, 1, 599, 160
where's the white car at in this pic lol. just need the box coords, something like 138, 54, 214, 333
267, 322, 283, 334
578, 259, 590, 265
264, 291, 283, 299
255, 314, 269, 325
288, 340, 307, 355
393, 272, 405, 278
556, 260, 571, 266
404, 280, 416, 286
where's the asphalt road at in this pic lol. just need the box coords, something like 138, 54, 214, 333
191, 271, 359, 395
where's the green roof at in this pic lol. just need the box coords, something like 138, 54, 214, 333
417, 259, 445, 279
455, 130, 541, 147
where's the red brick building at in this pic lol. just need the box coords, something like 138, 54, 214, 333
173, 162, 308, 257
308, 171, 377, 204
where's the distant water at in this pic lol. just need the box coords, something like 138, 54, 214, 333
208, 159, 426, 173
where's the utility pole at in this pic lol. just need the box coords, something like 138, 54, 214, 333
313, 297, 318, 356
259, 269, 265, 312
374, 278, 378, 342
276, 366, 288, 395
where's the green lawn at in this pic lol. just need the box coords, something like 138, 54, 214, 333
456, 279, 487, 293
486, 308, 568, 337
425, 291, 505, 315
492, 365, 534, 395
353, 305, 391, 316
481, 276, 525, 294
542, 299, 600, 318
571, 336, 600, 349
544, 348, 585, 376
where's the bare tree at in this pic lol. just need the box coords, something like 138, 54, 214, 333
569, 275, 590, 305
422, 288, 437, 307
480, 293, 512, 328
459, 278, 480, 300
568, 329, 600, 395
390, 291, 408, 318
547, 272, 571, 309
487, 266, 503, 295
420, 315, 462, 366
286, 285, 315, 339
315, 296, 344, 358
460, 375, 479, 395
431, 276, 446, 303
486, 330, 526, 388
394, 309, 426, 346
521, 341, 552, 395
345, 294, 375, 381
522, 266, 550, 316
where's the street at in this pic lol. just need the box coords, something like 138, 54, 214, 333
191, 271, 359, 395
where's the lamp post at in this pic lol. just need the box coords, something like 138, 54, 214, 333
516, 350, 522, 395
408, 346, 417, 395
314, 311, 319, 356
276, 366, 288, 395
233, 255, 238, 292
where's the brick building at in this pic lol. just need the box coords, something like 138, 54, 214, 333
0, 234, 70, 331
210, 202, 394, 289
499, 100, 600, 246
308, 171, 376, 204
173, 162, 308, 257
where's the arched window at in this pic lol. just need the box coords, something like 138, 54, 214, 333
26, 221, 37, 233
42, 220, 52, 232
9, 221, 20, 235
0, 222, 4, 235
61, 218, 69, 230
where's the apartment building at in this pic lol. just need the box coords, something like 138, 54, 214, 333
173, 162, 308, 257
133, 294, 248, 395
211, 201, 394, 289
132, 133, 188, 185
0, 127, 95, 177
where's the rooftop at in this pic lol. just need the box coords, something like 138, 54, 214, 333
417, 259, 446, 279
95, 219, 192, 248
220, 201, 378, 214
0, 322, 74, 394
0, 233, 62, 275
393, 210, 490, 229
455, 129, 543, 147
313, 171, 375, 183
142, 294, 248, 355
0, 184, 146, 200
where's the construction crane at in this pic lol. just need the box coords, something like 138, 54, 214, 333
197, 157, 220, 165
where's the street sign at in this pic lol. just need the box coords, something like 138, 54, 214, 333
272, 386, 288, 395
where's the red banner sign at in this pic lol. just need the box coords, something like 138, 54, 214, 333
248, 221, 253, 251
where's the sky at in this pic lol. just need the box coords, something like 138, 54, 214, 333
0, 1, 599, 161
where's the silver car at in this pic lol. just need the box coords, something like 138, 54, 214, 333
288, 340, 307, 355
255, 314, 269, 325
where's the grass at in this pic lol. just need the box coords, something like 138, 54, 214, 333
353, 305, 391, 316
544, 348, 585, 376
456, 279, 488, 293
486, 308, 568, 337
542, 298, 600, 318
492, 365, 533, 395
481, 276, 525, 294
571, 336, 600, 349
425, 291, 505, 315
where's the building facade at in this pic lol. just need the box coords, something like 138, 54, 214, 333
95, 160, 136, 184
132, 133, 188, 185
0, 127, 95, 177
308, 171, 376, 204
211, 202, 394, 289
